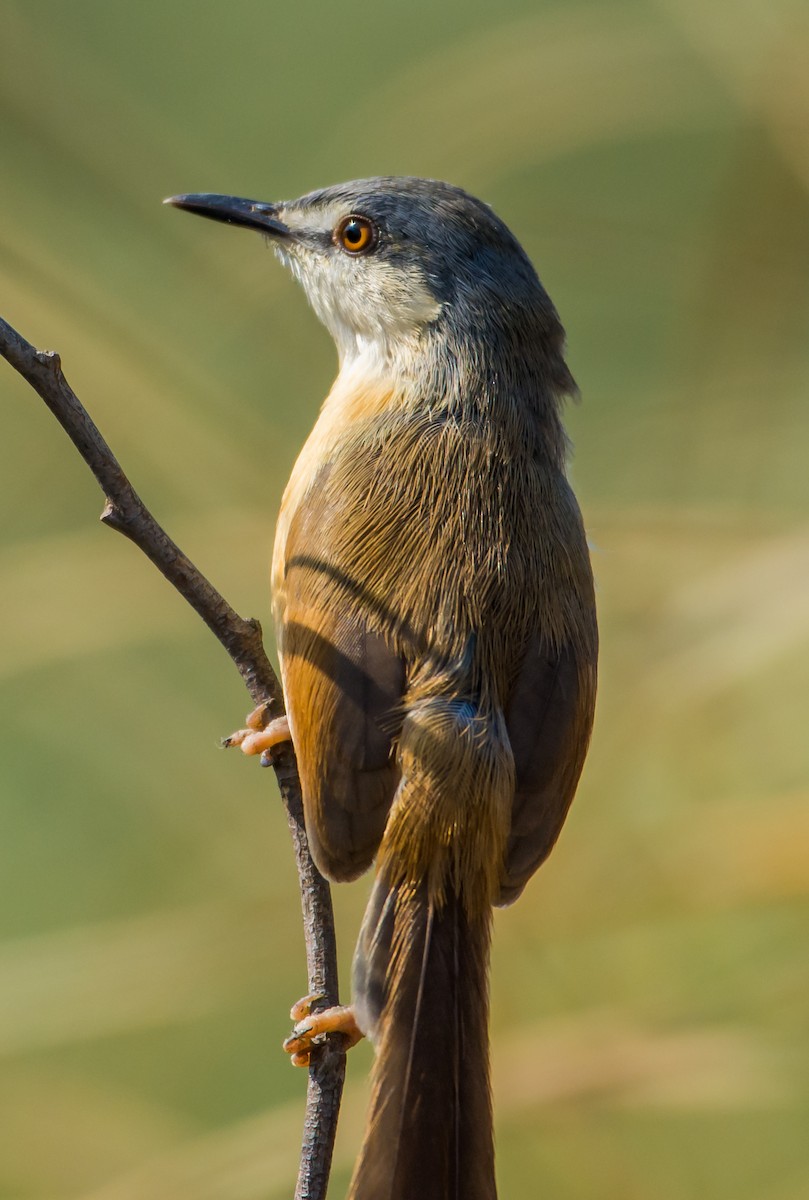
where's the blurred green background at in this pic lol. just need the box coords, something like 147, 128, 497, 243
1, 0, 808, 1197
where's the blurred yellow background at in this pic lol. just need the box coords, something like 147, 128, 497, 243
1, 1, 808, 1197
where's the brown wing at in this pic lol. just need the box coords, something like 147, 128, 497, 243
499, 636, 597, 905
277, 483, 405, 883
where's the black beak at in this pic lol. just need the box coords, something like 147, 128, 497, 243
164, 193, 290, 239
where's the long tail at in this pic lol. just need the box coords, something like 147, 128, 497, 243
348, 872, 496, 1200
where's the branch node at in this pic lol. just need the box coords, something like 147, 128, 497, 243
100, 499, 126, 531
245, 615, 264, 641
37, 348, 62, 374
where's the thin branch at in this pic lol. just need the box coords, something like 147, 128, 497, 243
0, 314, 345, 1200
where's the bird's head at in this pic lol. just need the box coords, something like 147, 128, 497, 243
166, 177, 558, 373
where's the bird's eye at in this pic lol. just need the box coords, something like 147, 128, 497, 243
335, 215, 378, 255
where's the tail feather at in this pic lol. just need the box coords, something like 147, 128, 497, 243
349, 875, 495, 1200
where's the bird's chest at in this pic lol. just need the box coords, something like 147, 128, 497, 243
271, 372, 400, 609
273, 391, 541, 660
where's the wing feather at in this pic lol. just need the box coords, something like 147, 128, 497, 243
277, 479, 405, 882
499, 637, 596, 904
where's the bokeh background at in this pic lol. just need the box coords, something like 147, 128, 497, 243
1, 1, 808, 1197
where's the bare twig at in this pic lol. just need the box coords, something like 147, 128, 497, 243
0, 314, 345, 1200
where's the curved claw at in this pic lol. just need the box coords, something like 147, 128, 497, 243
290, 992, 326, 1022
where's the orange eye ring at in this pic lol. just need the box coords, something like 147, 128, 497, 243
335, 214, 378, 255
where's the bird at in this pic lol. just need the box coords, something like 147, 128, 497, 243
166, 177, 598, 1200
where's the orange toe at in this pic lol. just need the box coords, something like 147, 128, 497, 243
223, 714, 291, 757
283, 999, 363, 1066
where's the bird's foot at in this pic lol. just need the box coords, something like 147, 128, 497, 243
222, 705, 291, 765
283, 993, 364, 1067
